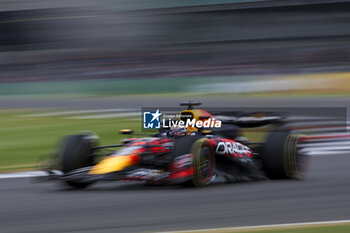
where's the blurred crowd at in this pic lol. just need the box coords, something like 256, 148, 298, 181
1, 0, 350, 82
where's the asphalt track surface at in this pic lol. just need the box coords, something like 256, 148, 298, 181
1, 96, 349, 120
0, 97, 350, 233
0, 153, 349, 233
1, 97, 350, 110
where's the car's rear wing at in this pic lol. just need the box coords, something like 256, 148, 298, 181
214, 112, 286, 128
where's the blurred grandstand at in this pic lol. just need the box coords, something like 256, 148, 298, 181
0, 0, 350, 84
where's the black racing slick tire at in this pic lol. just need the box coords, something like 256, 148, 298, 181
263, 128, 306, 179
187, 138, 216, 187
59, 134, 98, 189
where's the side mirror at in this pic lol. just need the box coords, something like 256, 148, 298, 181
120, 129, 134, 135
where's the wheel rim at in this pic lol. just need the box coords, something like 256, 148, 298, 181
287, 134, 308, 178
197, 146, 214, 183
296, 147, 308, 175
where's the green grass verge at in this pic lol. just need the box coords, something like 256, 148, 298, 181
2, 72, 350, 98
259, 224, 350, 233
183, 223, 350, 233
0, 110, 142, 171
241, 224, 350, 233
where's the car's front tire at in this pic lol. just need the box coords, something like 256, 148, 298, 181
59, 134, 98, 189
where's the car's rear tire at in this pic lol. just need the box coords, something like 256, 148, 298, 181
59, 134, 98, 189
183, 138, 215, 187
263, 128, 307, 179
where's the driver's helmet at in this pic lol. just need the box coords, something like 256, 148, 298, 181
168, 125, 187, 137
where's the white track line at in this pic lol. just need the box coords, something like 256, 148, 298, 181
21, 109, 138, 117
0, 171, 47, 179
305, 151, 350, 156
155, 220, 350, 233
66, 112, 140, 119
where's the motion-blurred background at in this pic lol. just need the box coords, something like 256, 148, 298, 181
1, 2, 350, 233
1, 0, 350, 95
1, 0, 350, 168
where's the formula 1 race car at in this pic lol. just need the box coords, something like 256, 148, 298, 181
43, 102, 308, 189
